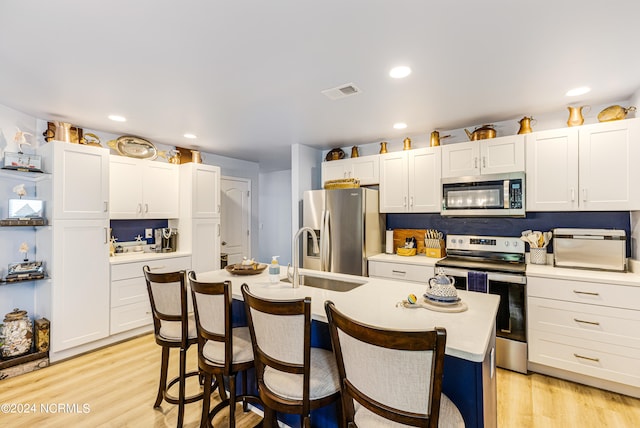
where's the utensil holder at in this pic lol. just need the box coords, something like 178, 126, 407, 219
530, 247, 547, 265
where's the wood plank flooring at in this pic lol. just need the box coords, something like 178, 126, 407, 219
0, 333, 638, 427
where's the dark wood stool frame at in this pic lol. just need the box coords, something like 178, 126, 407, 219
144, 266, 207, 428
325, 300, 448, 428
188, 272, 262, 428
241, 283, 341, 428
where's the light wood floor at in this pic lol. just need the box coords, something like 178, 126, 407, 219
1, 334, 639, 427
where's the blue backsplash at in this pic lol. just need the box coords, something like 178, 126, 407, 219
110, 219, 168, 244
386, 211, 631, 255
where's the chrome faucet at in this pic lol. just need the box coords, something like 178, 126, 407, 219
288, 226, 319, 288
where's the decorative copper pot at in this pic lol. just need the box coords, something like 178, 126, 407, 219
517, 116, 535, 134
567, 105, 590, 127
351, 146, 359, 158
464, 124, 496, 141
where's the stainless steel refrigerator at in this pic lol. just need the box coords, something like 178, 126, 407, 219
302, 188, 384, 276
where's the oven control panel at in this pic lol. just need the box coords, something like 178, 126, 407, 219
447, 235, 524, 254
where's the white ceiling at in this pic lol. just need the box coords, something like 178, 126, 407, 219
1, 1, 639, 172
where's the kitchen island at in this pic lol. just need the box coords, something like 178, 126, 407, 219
197, 267, 500, 428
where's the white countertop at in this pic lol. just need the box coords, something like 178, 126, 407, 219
526, 261, 640, 287
197, 267, 499, 363
368, 253, 442, 266
109, 251, 192, 264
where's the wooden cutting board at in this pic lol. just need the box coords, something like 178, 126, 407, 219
393, 229, 426, 254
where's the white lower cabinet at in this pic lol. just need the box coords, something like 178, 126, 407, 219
528, 276, 640, 388
50, 219, 110, 352
110, 256, 192, 334
368, 259, 435, 284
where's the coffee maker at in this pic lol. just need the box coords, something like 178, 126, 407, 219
154, 228, 178, 252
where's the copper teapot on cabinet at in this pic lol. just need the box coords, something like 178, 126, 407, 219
464, 124, 496, 141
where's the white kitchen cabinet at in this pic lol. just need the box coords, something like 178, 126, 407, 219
109, 156, 179, 219
110, 256, 191, 334
50, 219, 110, 352
321, 155, 379, 185
526, 118, 640, 211
37, 141, 110, 220
368, 259, 435, 284
190, 218, 221, 273
179, 163, 220, 218
441, 135, 525, 178
528, 276, 640, 388
379, 147, 441, 213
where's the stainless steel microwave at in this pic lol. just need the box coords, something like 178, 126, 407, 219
441, 172, 525, 217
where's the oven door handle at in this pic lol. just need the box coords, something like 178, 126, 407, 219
435, 266, 526, 285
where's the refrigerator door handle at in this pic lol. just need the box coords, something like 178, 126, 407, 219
319, 209, 327, 271
322, 209, 331, 272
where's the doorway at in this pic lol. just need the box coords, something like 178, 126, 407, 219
220, 177, 251, 265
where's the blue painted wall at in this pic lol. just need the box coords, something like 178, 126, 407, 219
110, 219, 168, 244
387, 211, 631, 255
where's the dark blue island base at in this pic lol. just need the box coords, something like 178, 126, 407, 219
231, 300, 495, 427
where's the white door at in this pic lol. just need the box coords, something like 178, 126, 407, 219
221, 177, 250, 265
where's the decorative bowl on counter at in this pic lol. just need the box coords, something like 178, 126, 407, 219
225, 263, 267, 275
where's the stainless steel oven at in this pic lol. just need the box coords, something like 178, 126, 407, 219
436, 235, 528, 374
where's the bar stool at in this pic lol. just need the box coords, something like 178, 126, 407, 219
143, 266, 205, 428
188, 271, 261, 428
241, 283, 341, 428
325, 300, 465, 428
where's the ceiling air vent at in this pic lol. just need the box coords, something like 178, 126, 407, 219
321, 83, 361, 100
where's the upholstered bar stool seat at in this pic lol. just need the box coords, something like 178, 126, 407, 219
241, 283, 341, 428
189, 272, 261, 428
262, 347, 339, 401
143, 266, 206, 428
325, 300, 465, 428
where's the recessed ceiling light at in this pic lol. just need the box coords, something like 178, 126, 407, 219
183, 133, 197, 139
393, 122, 407, 129
565, 86, 591, 97
108, 114, 127, 122
390, 66, 411, 79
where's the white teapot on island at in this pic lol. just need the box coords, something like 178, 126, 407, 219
426, 268, 458, 300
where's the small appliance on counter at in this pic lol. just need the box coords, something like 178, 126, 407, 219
553, 228, 626, 272
154, 227, 178, 253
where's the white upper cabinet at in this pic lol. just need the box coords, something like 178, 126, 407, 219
179, 163, 221, 218
379, 147, 441, 213
526, 118, 640, 211
441, 135, 525, 178
37, 141, 110, 220
526, 128, 580, 211
321, 155, 379, 185
109, 156, 179, 219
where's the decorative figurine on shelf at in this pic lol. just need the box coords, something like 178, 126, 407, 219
109, 236, 117, 257
13, 183, 27, 199
379, 141, 388, 154
19, 242, 29, 262
13, 129, 33, 153
403, 137, 412, 150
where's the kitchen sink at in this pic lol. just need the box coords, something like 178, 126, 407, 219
280, 275, 367, 292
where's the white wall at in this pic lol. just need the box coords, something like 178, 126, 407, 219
258, 170, 291, 265
291, 143, 322, 234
